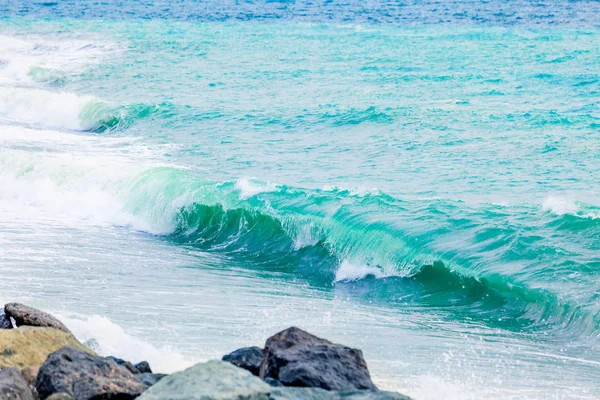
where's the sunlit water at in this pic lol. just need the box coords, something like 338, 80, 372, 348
0, 2, 599, 399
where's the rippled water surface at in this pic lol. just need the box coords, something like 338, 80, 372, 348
0, 2, 599, 399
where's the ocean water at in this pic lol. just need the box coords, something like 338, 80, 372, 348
1, 1, 600, 399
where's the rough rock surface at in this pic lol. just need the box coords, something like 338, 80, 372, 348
338, 391, 413, 400
265, 377, 283, 387
137, 373, 167, 388
138, 360, 271, 400
269, 386, 337, 400
0, 309, 12, 329
0, 327, 91, 369
135, 361, 153, 374
269, 387, 412, 400
222, 346, 263, 376
20, 365, 40, 387
0, 367, 36, 400
46, 394, 74, 400
5, 303, 71, 334
260, 327, 377, 391
36, 346, 146, 400
107, 356, 140, 374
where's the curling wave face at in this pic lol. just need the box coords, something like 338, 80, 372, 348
3, 124, 600, 343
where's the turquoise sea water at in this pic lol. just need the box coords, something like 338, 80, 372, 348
1, 2, 599, 399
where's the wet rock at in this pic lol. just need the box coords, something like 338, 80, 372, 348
107, 356, 140, 374
36, 346, 146, 400
134, 361, 153, 374
268, 387, 413, 400
0, 367, 36, 400
5, 303, 71, 334
0, 326, 92, 369
137, 373, 167, 388
222, 346, 263, 376
46, 394, 74, 400
260, 327, 377, 391
265, 377, 283, 387
20, 365, 40, 387
339, 391, 413, 400
269, 386, 337, 400
138, 360, 271, 400
0, 309, 13, 329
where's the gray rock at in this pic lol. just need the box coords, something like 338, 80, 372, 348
35, 346, 146, 400
339, 391, 413, 400
107, 356, 140, 374
134, 361, 153, 374
0, 367, 36, 400
222, 346, 263, 376
46, 394, 74, 400
4, 303, 71, 334
264, 377, 283, 387
260, 327, 377, 391
137, 373, 167, 388
0, 309, 12, 329
268, 387, 413, 400
138, 360, 271, 400
269, 386, 337, 400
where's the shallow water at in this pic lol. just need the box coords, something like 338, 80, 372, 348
0, 2, 599, 399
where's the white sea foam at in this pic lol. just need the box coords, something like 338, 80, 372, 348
0, 86, 101, 130
542, 195, 578, 215
0, 125, 179, 234
334, 259, 391, 282
60, 314, 195, 373
322, 184, 380, 197
0, 33, 112, 84
234, 178, 277, 200
541, 195, 600, 219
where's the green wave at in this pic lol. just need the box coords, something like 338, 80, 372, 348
79, 101, 176, 132
118, 176, 596, 336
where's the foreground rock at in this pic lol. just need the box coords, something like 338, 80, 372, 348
222, 346, 263, 376
107, 356, 141, 374
20, 365, 40, 387
36, 346, 146, 400
5, 303, 71, 334
0, 367, 36, 400
260, 327, 377, 391
269, 386, 412, 400
46, 394, 74, 400
139, 360, 271, 400
106, 357, 154, 375
137, 373, 167, 388
269, 386, 337, 400
0, 326, 91, 369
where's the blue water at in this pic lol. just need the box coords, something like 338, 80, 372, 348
1, 1, 599, 399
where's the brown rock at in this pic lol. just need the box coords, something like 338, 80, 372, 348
5, 303, 71, 334
21, 365, 40, 387
260, 327, 377, 391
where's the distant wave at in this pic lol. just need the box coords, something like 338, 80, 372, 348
0, 33, 111, 85
543, 195, 600, 220
0, 87, 169, 132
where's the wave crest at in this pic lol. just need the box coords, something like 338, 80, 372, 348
0, 87, 167, 132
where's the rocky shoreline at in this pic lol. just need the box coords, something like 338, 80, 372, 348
0, 302, 412, 400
